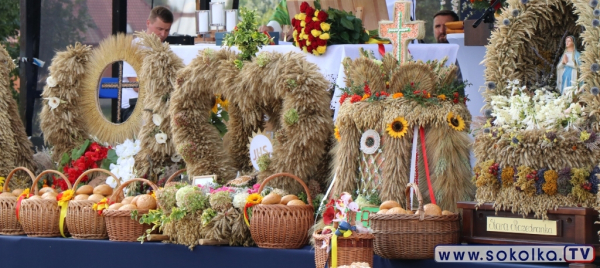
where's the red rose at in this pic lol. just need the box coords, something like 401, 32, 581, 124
317, 39, 327, 46
339, 93, 349, 104
453, 98, 459, 104
307, 46, 314, 53
292, 18, 298, 27
300, 2, 309, 13
306, 7, 315, 18
323, 206, 335, 225
299, 40, 306, 48
310, 42, 318, 50
350, 94, 362, 103
55, 179, 68, 191
318, 10, 328, 21
308, 34, 316, 42
312, 21, 321, 31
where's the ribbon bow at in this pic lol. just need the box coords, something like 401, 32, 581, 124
56, 189, 74, 238
15, 188, 33, 222
322, 221, 357, 268
92, 198, 110, 216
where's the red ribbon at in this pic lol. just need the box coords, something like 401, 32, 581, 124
378, 44, 385, 57
15, 194, 31, 221
419, 126, 436, 204
262, 31, 275, 45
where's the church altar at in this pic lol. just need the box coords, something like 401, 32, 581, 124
167, 43, 459, 119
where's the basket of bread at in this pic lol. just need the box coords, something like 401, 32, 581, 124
369, 183, 460, 259
19, 170, 73, 237
101, 178, 158, 242
249, 173, 313, 249
66, 168, 121, 239
0, 167, 36, 235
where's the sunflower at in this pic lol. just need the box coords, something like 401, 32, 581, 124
386, 117, 409, 138
447, 112, 465, 131
334, 126, 341, 141
246, 193, 263, 205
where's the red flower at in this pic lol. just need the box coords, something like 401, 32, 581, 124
310, 42, 318, 50
323, 206, 335, 225
55, 179, 68, 191
312, 21, 321, 31
339, 93, 349, 104
317, 39, 327, 46
317, 10, 328, 22
380, 91, 390, 97
299, 40, 306, 48
413, 90, 421, 95
307, 46, 314, 53
453, 92, 459, 97
453, 98, 459, 104
304, 25, 311, 35
350, 94, 362, 103
364, 84, 371, 95
306, 7, 315, 19
300, 2, 309, 13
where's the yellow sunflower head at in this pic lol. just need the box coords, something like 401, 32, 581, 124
447, 112, 466, 131
334, 126, 341, 141
247, 193, 263, 205
386, 117, 409, 138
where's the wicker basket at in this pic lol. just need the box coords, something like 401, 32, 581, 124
0, 167, 36, 235
369, 183, 460, 259
66, 169, 122, 240
313, 230, 374, 268
103, 178, 158, 242
250, 173, 314, 249
20, 170, 73, 237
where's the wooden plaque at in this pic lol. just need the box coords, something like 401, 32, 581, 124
287, 0, 389, 31
463, 19, 492, 46
458, 201, 600, 255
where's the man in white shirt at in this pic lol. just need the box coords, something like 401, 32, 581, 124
120, 6, 173, 122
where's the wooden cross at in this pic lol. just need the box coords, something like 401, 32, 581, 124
100, 61, 139, 122
379, 1, 425, 63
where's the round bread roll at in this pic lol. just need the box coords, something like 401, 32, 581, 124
76, 185, 94, 195
261, 193, 282, 205
108, 203, 123, 210
93, 184, 113, 196
121, 196, 134, 205
11, 189, 24, 196
28, 195, 42, 200
130, 196, 140, 205
74, 194, 89, 201
280, 194, 299, 205
386, 207, 406, 214
136, 194, 157, 210
379, 200, 401, 210
287, 199, 305, 206
423, 203, 442, 216
377, 209, 388, 214
0, 192, 15, 197
39, 187, 55, 195
88, 194, 105, 202
442, 210, 454, 216
41, 192, 58, 200
405, 210, 414, 214
118, 204, 137, 210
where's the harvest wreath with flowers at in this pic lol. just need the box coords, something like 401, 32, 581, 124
472, 0, 600, 218
331, 51, 473, 213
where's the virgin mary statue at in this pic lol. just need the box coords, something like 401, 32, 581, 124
556, 36, 581, 94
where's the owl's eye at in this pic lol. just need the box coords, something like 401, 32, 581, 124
360, 129, 380, 155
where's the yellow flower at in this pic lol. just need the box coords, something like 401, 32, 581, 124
311, 29, 322, 37
298, 13, 307, 21
437, 94, 446, 101
447, 112, 466, 131
220, 99, 229, 111
312, 50, 320, 56
293, 30, 298, 38
320, 22, 331, 31
314, 10, 319, 17
386, 117, 409, 138
392, 93, 403, 99
319, 33, 330, 40
301, 21, 306, 27
294, 14, 300, 20
306, 40, 311, 46
247, 193, 263, 205
0, 176, 4, 189
312, 16, 320, 22
334, 126, 340, 141
20, 188, 30, 198
303, 46, 308, 52
151, 191, 156, 200
361, 94, 370, 101
58, 189, 74, 202
580, 130, 591, 142
317, 46, 326, 54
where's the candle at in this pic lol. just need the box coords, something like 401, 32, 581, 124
226, 10, 237, 32
196, 11, 209, 33
211, 3, 224, 25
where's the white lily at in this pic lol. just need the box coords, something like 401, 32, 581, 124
155, 132, 167, 144
152, 114, 163, 126
44, 97, 61, 110
46, 76, 58, 87
171, 154, 182, 163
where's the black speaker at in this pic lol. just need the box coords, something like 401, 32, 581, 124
166, 35, 195, 45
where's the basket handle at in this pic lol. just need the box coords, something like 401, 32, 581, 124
72, 168, 121, 190
404, 183, 425, 221
258, 173, 312, 205
33, 170, 73, 195
3, 167, 36, 192
108, 178, 159, 203
164, 169, 186, 186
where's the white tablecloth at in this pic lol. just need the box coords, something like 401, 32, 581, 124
169, 43, 459, 120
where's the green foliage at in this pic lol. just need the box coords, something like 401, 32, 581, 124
134, 208, 187, 244
210, 111, 229, 137
257, 153, 271, 172
321, 5, 369, 45
0, 0, 20, 104
100, 149, 118, 170
223, 7, 272, 62
283, 108, 298, 125
201, 208, 217, 226
239, 0, 279, 25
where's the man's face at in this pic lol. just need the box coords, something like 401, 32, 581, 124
433, 15, 455, 43
146, 17, 172, 42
